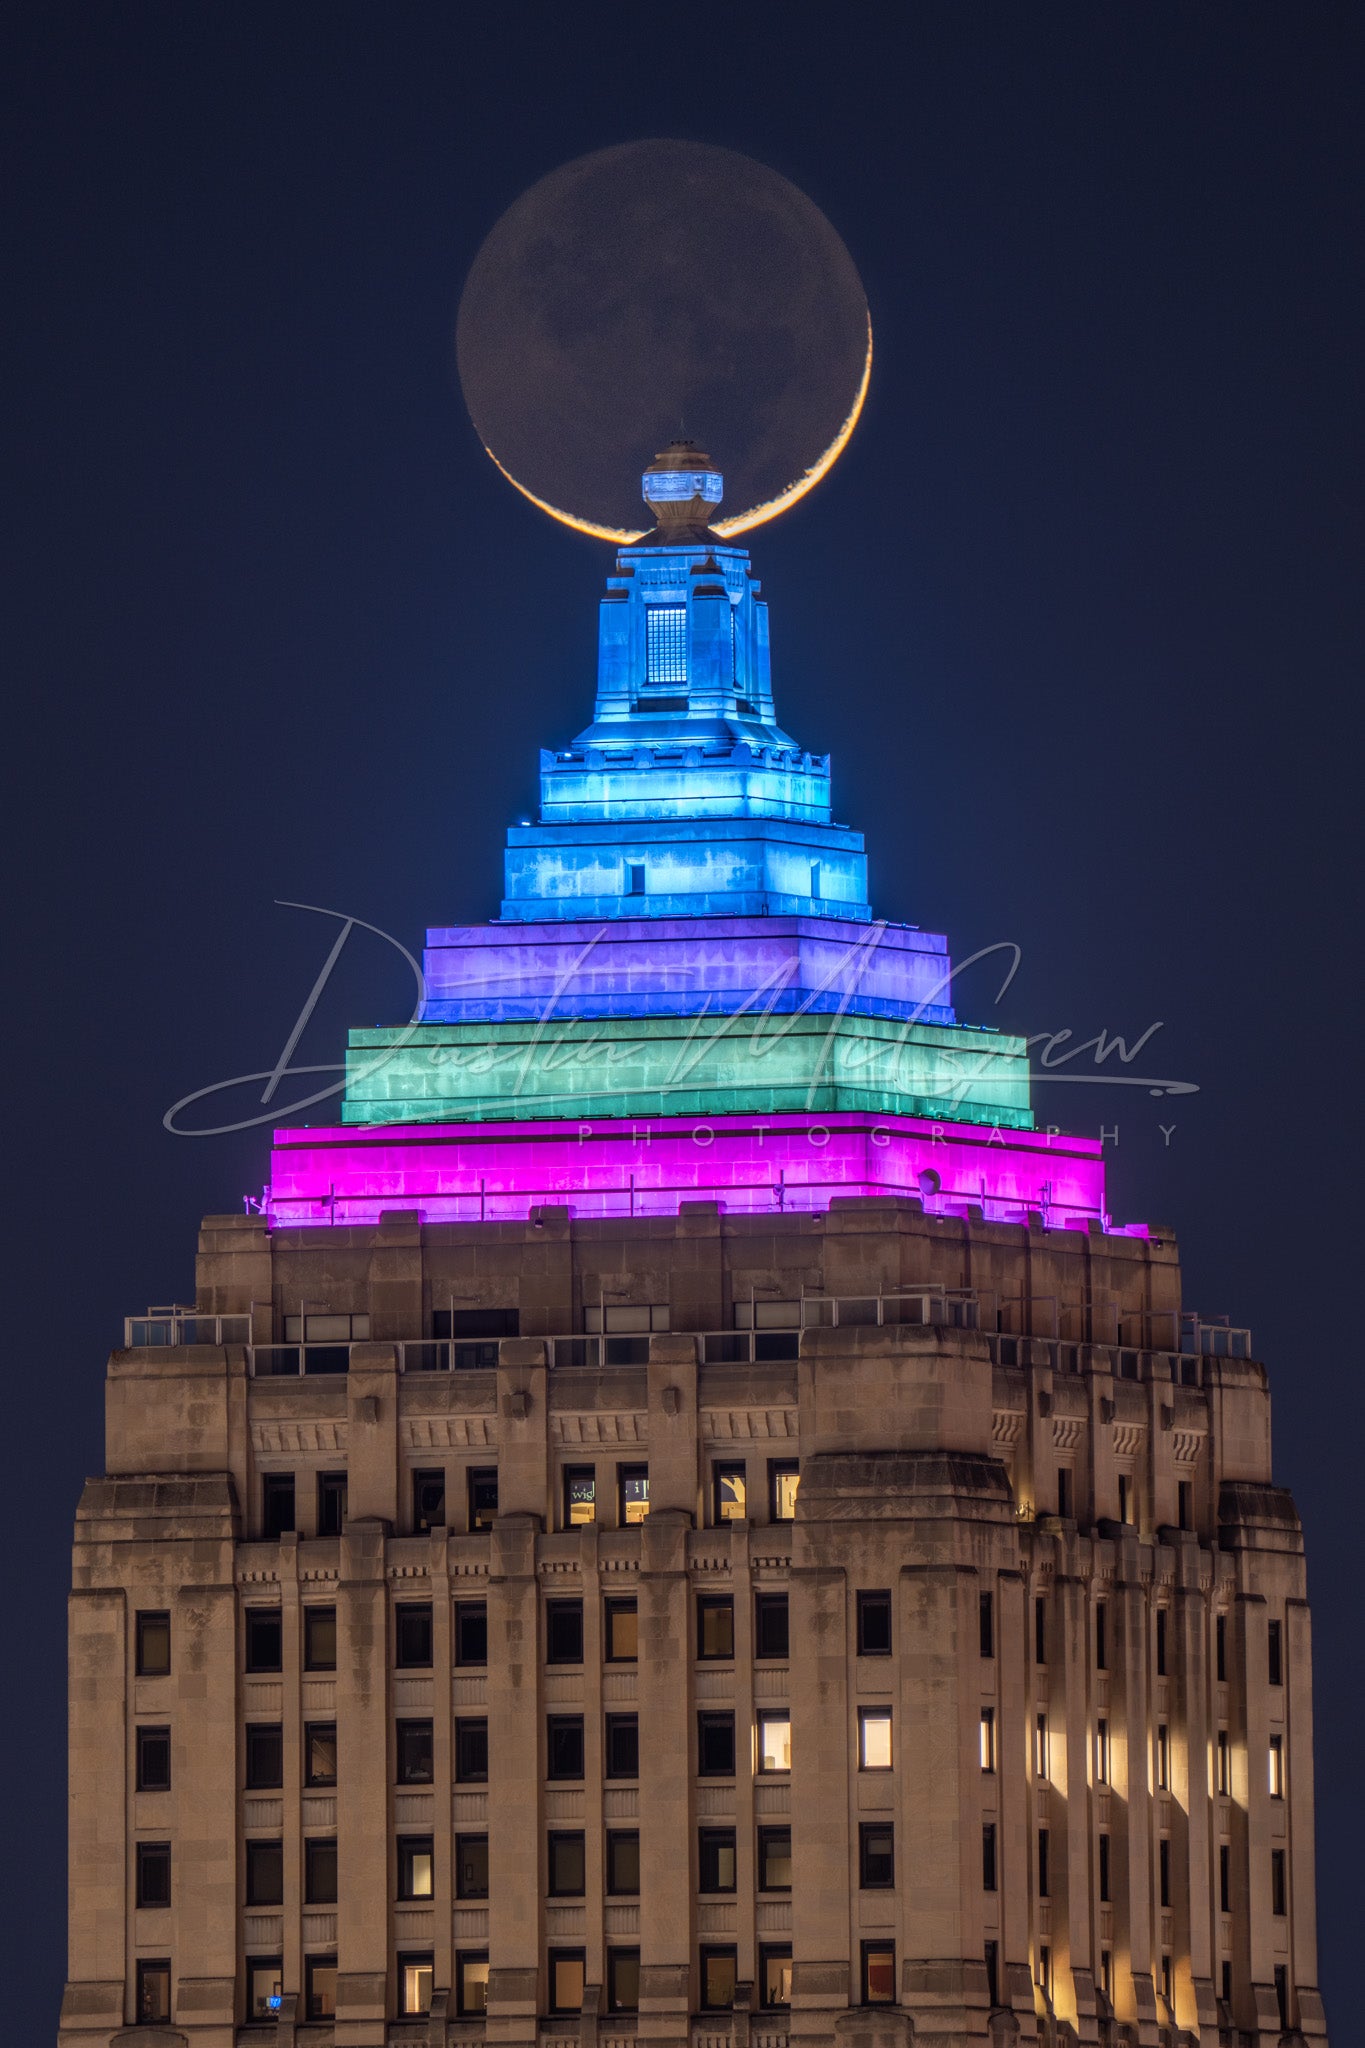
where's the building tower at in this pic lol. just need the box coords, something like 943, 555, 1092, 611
62, 448, 1328, 2048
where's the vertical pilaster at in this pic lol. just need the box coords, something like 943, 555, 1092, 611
335, 1521, 389, 2045
637, 1510, 692, 2048
486, 1514, 540, 2048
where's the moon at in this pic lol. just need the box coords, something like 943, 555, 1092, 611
456, 141, 872, 539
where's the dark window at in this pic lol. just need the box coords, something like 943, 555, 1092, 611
617, 1463, 649, 1525
1274, 1964, 1289, 2029
755, 1591, 790, 1660
1056, 1467, 1072, 1519
979, 1591, 994, 1658
305, 1837, 338, 1905
305, 1722, 337, 1787
246, 1839, 282, 1907
1268, 1619, 1283, 1686
455, 1718, 488, 1783
1099, 1832, 1111, 1902
699, 1828, 737, 1893
455, 1600, 487, 1666
860, 1823, 894, 1889
698, 1595, 734, 1660
262, 1473, 296, 1539
1216, 1613, 1227, 1682
317, 1472, 347, 1537
1158, 1837, 1170, 1907
760, 1945, 792, 2009
1160, 1953, 1171, 2002
545, 1598, 584, 1665
700, 1947, 738, 2010
758, 1825, 792, 1891
304, 1606, 337, 1672
982, 1822, 997, 1892
398, 1835, 435, 1900
245, 1609, 282, 1673
984, 1941, 999, 2011
698, 1711, 736, 1777
547, 1714, 585, 1780
563, 1466, 596, 1527
413, 1469, 445, 1532
397, 1719, 434, 1785
1220, 1843, 1231, 1913
628, 861, 646, 895
468, 1467, 498, 1531
136, 1841, 171, 1909
1271, 1849, 1287, 1916
549, 1950, 586, 2015
1221, 1960, 1232, 2005
395, 1603, 433, 1668
245, 1723, 283, 1790
305, 1957, 337, 2021
1178, 1479, 1192, 1530
136, 1726, 171, 1793
1038, 1828, 1050, 1898
605, 1713, 638, 1779
607, 1948, 640, 2013
457, 1834, 489, 1899
861, 1941, 896, 2005
857, 1589, 892, 1656
435, 1307, 519, 1341
136, 1960, 171, 2023
605, 1597, 638, 1661
548, 1831, 586, 1896
606, 1830, 640, 1895
769, 1460, 800, 1521
136, 1610, 171, 1677
1095, 1600, 1108, 1672
457, 1953, 490, 2017
1035, 1594, 1047, 1666
1156, 1609, 1168, 1677
713, 1463, 747, 1523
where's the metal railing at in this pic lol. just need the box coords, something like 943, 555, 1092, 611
124, 1307, 251, 1347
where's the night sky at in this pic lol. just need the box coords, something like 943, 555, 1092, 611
5, 6, 1362, 2034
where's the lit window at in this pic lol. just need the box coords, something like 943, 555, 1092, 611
980, 1707, 996, 1773
136, 1960, 171, 2023
769, 1461, 800, 1521
305, 1958, 336, 2021
757, 1712, 791, 1773
1269, 1736, 1284, 1799
457, 1954, 489, 2017
700, 1947, 738, 2010
400, 1955, 434, 2017
861, 1941, 896, 2004
761, 1946, 793, 2009
646, 606, 687, 684
714, 1464, 747, 1522
247, 1959, 284, 2021
550, 1950, 586, 2014
563, 1467, 596, 1527
398, 1836, 434, 1901
1216, 1728, 1231, 1796
305, 1722, 336, 1787
1095, 1718, 1110, 1786
605, 1598, 638, 1661
859, 1708, 892, 1771
1157, 1723, 1170, 1790
1035, 1713, 1049, 1781
618, 1466, 649, 1526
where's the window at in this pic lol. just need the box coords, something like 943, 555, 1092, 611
458, 1953, 490, 2017
1268, 1619, 1283, 1686
758, 1825, 792, 1891
979, 1591, 994, 1659
1215, 1612, 1228, 1681
1178, 1479, 1193, 1530
247, 1959, 284, 2021
1156, 1608, 1168, 1677
304, 1605, 337, 1672
305, 1722, 337, 1788
1095, 1600, 1108, 1672
1038, 1828, 1050, 1899
549, 1950, 586, 2014
397, 1719, 434, 1785
757, 1711, 791, 1772
136, 1610, 171, 1677
1035, 1713, 1049, 1781
1158, 1837, 1170, 1908
1271, 1849, 1287, 1916
979, 1707, 996, 1773
457, 1834, 489, 1899
1270, 1734, 1284, 1798
1221, 1960, 1232, 2006
1118, 1473, 1132, 1525
136, 1960, 171, 2023
467, 1467, 498, 1531
136, 1841, 171, 1909
547, 1715, 585, 1780
317, 1471, 347, 1536
398, 1836, 435, 1900
1095, 1718, 1110, 1786
1216, 1728, 1230, 1796
1159, 1953, 1172, 2004
858, 1589, 892, 1656
305, 1837, 338, 1905
245, 1839, 282, 1907
769, 1460, 800, 1521
605, 1713, 639, 1779
400, 1955, 434, 2017
714, 1463, 747, 1523
1274, 1964, 1289, 2029
699, 1826, 737, 1893
700, 1947, 738, 2010
136, 1726, 171, 1793
1220, 1843, 1231, 1913
563, 1466, 596, 1527
982, 1822, 997, 1892
1056, 1468, 1072, 1519
860, 1822, 894, 1889
548, 1835, 585, 1892
1099, 1832, 1111, 1903
246, 1723, 283, 1790
546, 1598, 584, 1664
456, 1717, 488, 1783
455, 1600, 488, 1666
1036, 1946, 1052, 1996
646, 605, 687, 685
395, 1603, 433, 1668
1157, 1723, 1170, 1790
1099, 1949, 1111, 2003
755, 1592, 789, 1660
262, 1473, 296, 1538
618, 1464, 649, 1526
1035, 1594, 1047, 1667
859, 1708, 892, 1771
698, 1595, 734, 1660
984, 1940, 999, 2010
605, 1597, 639, 1661
861, 1941, 896, 2005
305, 1957, 337, 2021
609, 1948, 640, 2013
436, 1307, 519, 1348
606, 1830, 640, 1895
245, 1609, 282, 1673
412, 1469, 445, 1532
760, 1945, 792, 2009
698, 1711, 736, 1777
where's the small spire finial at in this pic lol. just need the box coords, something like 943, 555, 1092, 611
641, 441, 723, 529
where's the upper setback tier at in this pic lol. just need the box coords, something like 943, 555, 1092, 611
420, 915, 956, 1025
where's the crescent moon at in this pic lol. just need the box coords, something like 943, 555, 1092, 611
479, 314, 873, 546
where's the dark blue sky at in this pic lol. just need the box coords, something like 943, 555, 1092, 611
4, 5, 1362, 2033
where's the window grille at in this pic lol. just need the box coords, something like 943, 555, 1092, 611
646, 606, 687, 684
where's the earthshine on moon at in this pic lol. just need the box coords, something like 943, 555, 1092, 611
456, 140, 872, 538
